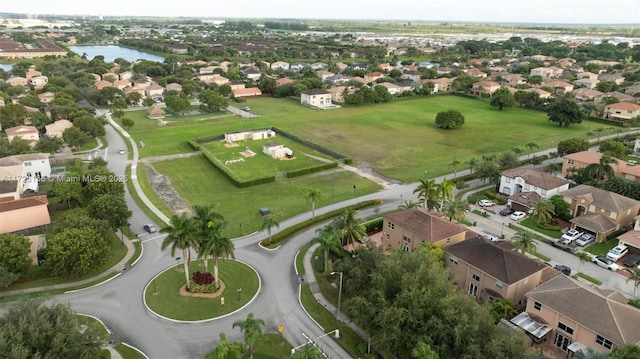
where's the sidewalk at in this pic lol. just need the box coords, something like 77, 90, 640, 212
0, 231, 136, 297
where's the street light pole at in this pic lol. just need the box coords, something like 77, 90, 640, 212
331, 271, 343, 320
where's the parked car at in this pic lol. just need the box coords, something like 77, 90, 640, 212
551, 240, 579, 253
510, 211, 526, 221
575, 233, 595, 247
143, 224, 158, 233
622, 253, 640, 267
478, 199, 495, 207
118, 148, 126, 155
242, 106, 250, 112
560, 229, 583, 244
554, 264, 572, 276
606, 244, 629, 262
483, 233, 500, 241
592, 255, 619, 271
499, 207, 515, 216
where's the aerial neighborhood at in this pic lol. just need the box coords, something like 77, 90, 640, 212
1, 11, 640, 359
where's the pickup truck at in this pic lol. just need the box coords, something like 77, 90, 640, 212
551, 239, 578, 253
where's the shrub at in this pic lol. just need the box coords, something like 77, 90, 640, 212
188, 280, 217, 293
435, 110, 465, 129
192, 271, 214, 285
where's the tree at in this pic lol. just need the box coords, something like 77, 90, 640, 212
511, 230, 537, 255
573, 348, 609, 359
414, 178, 439, 211
398, 200, 419, 210
599, 139, 628, 159
610, 344, 640, 359
525, 141, 539, 159
437, 178, 455, 210
448, 157, 463, 179
199, 89, 229, 112
232, 313, 265, 359
161, 213, 198, 290
434, 110, 465, 129
441, 199, 469, 222
547, 99, 584, 127
531, 198, 555, 225
333, 208, 366, 247
46, 227, 110, 277
557, 138, 590, 156
0, 267, 19, 289
584, 155, 617, 187
164, 94, 191, 115
311, 225, 340, 273
0, 233, 31, 275
121, 117, 134, 130
87, 194, 132, 232
576, 251, 591, 274
292, 345, 324, 359
53, 180, 84, 208
595, 80, 619, 93
209, 333, 245, 359
201, 220, 235, 289
626, 266, 640, 300
192, 204, 225, 271
498, 151, 519, 169
62, 127, 91, 151
490, 87, 516, 111
468, 158, 478, 174
490, 299, 518, 322
261, 215, 280, 245
305, 188, 322, 220
35, 135, 64, 154
0, 300, 105, 358
412, 342, 439, 359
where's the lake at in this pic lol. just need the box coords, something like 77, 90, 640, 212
68, 45, 165, 63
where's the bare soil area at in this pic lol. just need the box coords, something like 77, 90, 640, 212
145, 164, 191, 215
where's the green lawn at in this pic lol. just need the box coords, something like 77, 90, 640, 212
76, 314, 110, 339
114, 344, 147, 359
149, 156, 381, 235
520, 217, 562, 239
204, 333, 292, 359
126, 96, 605, 182
145, 259, 259, 321
585, 238, 619, 256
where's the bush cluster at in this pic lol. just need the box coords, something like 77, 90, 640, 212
192, 271, 214, 285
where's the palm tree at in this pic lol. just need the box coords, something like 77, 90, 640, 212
576, 251, 591, 274
626, 266, 640, 299
584, 155, 617, 188
573, 348, 609, 359
333, 208, 366, 247
511, 230, 537, 255
546, 163, 562, 175
531, 198, 555, 225
525, 141, 539, 159
261, 216, 280, 245
449, 157, 463, 179
490, 299, 518, 322
210, 332, 245, 359
594, 127, 605, 141
437, 177, 455, 211
305, 188, 322, 220
468, 158, 478, 174
192, 204, 224, 270
292, 345, 324, 359
442, 199, 469, 222
512, 147, 523, 157
232, 313, 265, 359
161, 213, 198, 290
398, 200, 419, 210
413, 178, 438, 211
411, 341, 439, 359
200, 220, 235, 289
311, 225, 340, 273
610, 344, 640, 359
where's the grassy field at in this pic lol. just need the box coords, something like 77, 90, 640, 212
114, 344, 147, 359
149, 156, 381, 235
145, 259, 259, 321
127, 96, 603, 183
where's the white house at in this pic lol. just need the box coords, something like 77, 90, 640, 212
44, 120, 73, 139
270, 61, 290, 71
225, 129, 276, 143
262, 142, 293, 159
499, 168, 570, 198
300, 89, 332, 108
0, 153, 52, 182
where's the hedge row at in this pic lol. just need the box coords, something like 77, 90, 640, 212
363, 217, 383, 234
263, 199, 378, 248
187, 139, 201, 151
193, 134, 225, 144
202, 151, 275, 188
271, 127, 353, 165
285, 162, 338, 178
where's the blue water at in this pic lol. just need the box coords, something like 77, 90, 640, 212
68, 45, 165, 63
0, 64, 13, 72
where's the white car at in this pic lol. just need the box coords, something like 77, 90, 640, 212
510, 211, 526, 221
575, 233, 595, 247
478, 199, 495, 207
560, 229, 583, 244
606, 244, 629, 262
592, 255, 619, 271
483, 233, 500, 241
118, 148, 126, 155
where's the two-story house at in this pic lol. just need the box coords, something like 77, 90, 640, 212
522, 275, 640, 355
44, 120, 72, 139
560, 184, 640, 241
270, 61, 290, 71
382, 208, 470, 251
603, 102, 640, 122
5, 125, 39, 147
445, 236, 551, 305
300, 89, 332, 109
499, 168, 571, 213
364, 71, 385, 83
423, 77, 454, 92
0, 195, 51, 234
471, 81, 501, 96
561, 151, 625, 178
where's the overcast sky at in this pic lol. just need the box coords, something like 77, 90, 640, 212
2, 0, 639, 24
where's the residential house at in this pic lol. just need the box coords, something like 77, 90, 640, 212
603, 102, 640, 121
311, 62, 327, 70
523, 275, 640, 354
381, 208, 470, 251
326, 74, 351, 86
37, 92, 55, 103
376, 82, 402, 95
199, 66, 216, 75
587, 60, 621, 67
523, 88, 551, 99
561, 151, 624, 177
499, 168, 570, 201
623, 83, 640, 96
364, 71, 385, 83
577, 72, 599, 80
229, 81, 245, 91
24, 69, 41, 81
351, 62, 368, 71
560, 184, 640, 241
44, 119, 72, 139
113, 79, 131, 90
465, 68, 487, 78
276, 78, 295, 87
530, 67, 560, 79
145, 84, 164, 98
378, 63, 395, 72
0, 180, 20, 201
300, 89, 332, 108
30, 75, 48, 89
243, 67, 262, 81
445, 237, 550, 305
401, 70, 421, 82
225, 129, 275, 143
290, 62, 311, 71
133, 78, 151, 89
327, 86, 355, 103
165, 83, 182, 93
124, 87, 146, 100
199, 74, 229, 85
334, 62, 349, 72
471, 81, 501, 96
617, 214, 640, 253
119, 71, 133, 81
502, 73, 526, 86
6, 76, 28, 87
316, 70, 334, 82
0, 153, 51, 180
425, 77, 454, 92
598, 73, 625, 86
270, 61, 290, 71
232, 87, 262, 98
437, 67, 453, 75
573, 88, 603, 102
0, 195, 51, 234
574, 78, 600, 90
94, 80, 113, 91
5, 125, 39, 147
594, 91, 635, 104
350, 76, 367, 85
545, 80, 574, 93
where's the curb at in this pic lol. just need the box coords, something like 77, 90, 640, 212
298, 283, 324, 331
142, 259, 261, 324
130, 241, 144, 267
77, 313, 112, 334
258, 241, 281, 251
120, 343, 150, 359
64, 272, 123, 294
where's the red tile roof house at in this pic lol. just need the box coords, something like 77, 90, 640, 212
232, 87, 262, 98
603, 102, 640, 122
5, 125, 39, 147
0, 195, 51, 234
471, 81, 501, 96
561, 151, 625, 178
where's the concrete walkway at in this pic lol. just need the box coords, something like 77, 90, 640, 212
0, 231, 136, 297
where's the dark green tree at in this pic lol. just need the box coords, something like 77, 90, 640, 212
434, 110, 465, 129
46, 227, 110, 277
547, 99, 584, 127
557, 138, 590, 156
87, 194, 132, 231
490, 87, 516, 111
0, 234, 31, 275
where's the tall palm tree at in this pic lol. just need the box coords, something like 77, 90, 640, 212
576, 251, 591, 274
161, 213, 198, 290
413, 178, 438, 211
398, 200, 419, 210
609, 344, 640, 359
585, 155, 617, 188
546, 163, 562, 175
573, 348, 609, 359
192, 204, 224, 269
468, 158, 478, 174
232, 313, 265, 359
449, 157, 463, 179
292, 345, 324, 359
490, 299, 518, 322
531, 198, 555, 225
305, 188, 322, 220
200, 220, 235, 289
333, 208, 366, 247
511, 230, 537, 255
626, 266, 640, 299
525, 141, 539, 159
411, 341, 439, 359
261, 216, 280, 245
311, 225, 340, 273
210, 332, 245, 359
437, 177, 455, 211
442, 199, 469, 222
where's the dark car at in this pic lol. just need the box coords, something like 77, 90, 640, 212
499, 207, 515, 216
623, 253, 640, 267
554, 264, 572, 276
143, 224, 158, 233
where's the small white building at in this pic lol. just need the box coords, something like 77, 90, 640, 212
300, 89, 332, 108
225, 129, 276, 143
262, 142, 293, 159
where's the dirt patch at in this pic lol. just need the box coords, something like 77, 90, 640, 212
179, 279, 226, 299
145, 164, 191, 215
